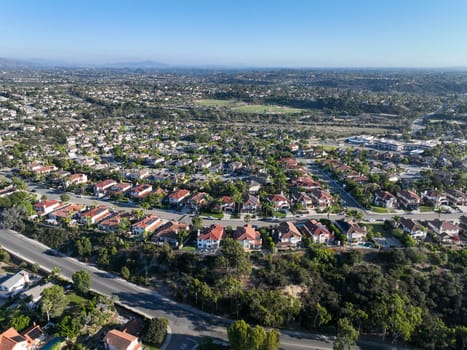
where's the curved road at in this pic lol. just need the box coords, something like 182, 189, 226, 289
0, 229, 414, 350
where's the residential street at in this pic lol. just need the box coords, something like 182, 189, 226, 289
0, 229, 414, 350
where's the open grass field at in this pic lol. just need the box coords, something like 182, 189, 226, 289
195, 99, 303, 114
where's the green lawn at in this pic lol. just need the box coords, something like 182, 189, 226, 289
365, 223, 390, 237
182, 246, 196, 251
419, 206, 434, 212
201, 211, 224, 219
232, 104, 302, 114
371, 206, 389, 213
195, 99, 237, 107
67, 292, 88, 307
273, 211, 287, 218
195, 99, 303, 114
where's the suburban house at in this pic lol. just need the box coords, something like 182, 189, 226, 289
291, 176, 321, 190
21, 325, 45, 349
94, 179, 117, 197
396, 190, 421, 210
421, 190, 448, 207
108, 182, 132, 197
197, 224, 225, 251
131, 215, 162, 236
0, 326, 44, 350
445, 189, 467, 206
77, 206, 110, 225
33, 165, 57, 175
167, 189, 191, 206
309, 188, 333, 208
276, 221, 302, 249
242, 195, 261, 213
290, 191, 314, 210
218, 196, 235, 213
267, 194, 290, 211
427, 219, 460, 243
153, 221, 189, 248
373, 190, 398, 208
233, 224, 262, 250
48, 203, 85, 223
187, 192, 210, 210
336, 220, 367, 244
129, 184, 153, 199
127, 169, 151, 181
64, 173, 88, 187
301, 219, 333, 244
33, 199, 61, 216
399, 217, 426, 240
279, 158, 299, 168
21, 282, 55, 308
97, 213, 130, 233
104, 329, 142, 350
0, 270, 30, 295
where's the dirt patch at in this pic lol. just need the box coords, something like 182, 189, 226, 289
281, 285, 306, 298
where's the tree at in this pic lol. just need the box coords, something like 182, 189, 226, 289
142, 317, 168, 346
75, 237, 92, 257
384, 294, 422, 343
9, 314, 30, 332
248, 326, 267, 350
228, 320, 250, 350
41, 285, 67, 321
191, 215, 203, 232
219, 238, 251, 276
48, 266, 61, 281
11, 177, 27, 190
1, 206, 26, 231
313, 303, 332, 328
72, 270, 91, 294
56, 315, 81, 339
121, 266, 130, 280
334, 318, 359, 350
228, 320, 280, 350
60, 193, 70, 202
262, 328, 280, 350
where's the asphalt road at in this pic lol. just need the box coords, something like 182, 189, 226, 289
0, 229, 414, 350
26, 181, 464, 230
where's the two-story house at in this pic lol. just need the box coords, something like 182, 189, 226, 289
276, 221, 302, 249
233, 224, 262, 250
301, 219, 333, 244
197, 224, 225, 251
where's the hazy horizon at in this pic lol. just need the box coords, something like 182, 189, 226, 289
1, 0, 467, 68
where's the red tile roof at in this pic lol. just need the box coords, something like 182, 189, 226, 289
198, 224, 225, 241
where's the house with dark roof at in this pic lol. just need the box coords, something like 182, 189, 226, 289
309, 188, 333, 208
336, 220, 366, 244
0, 270, 30, 295
396, 190, 421, 210
301, 219, 333, 244
276, 221, 302, 249
399, 217, 426, 240
153, 221, 189, 248
373, 190, 397, 209
427, 219, 460, 244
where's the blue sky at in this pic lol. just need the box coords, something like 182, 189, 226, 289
1, 0, 466, 67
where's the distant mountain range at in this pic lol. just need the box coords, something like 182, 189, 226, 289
0, 57, 170, 69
